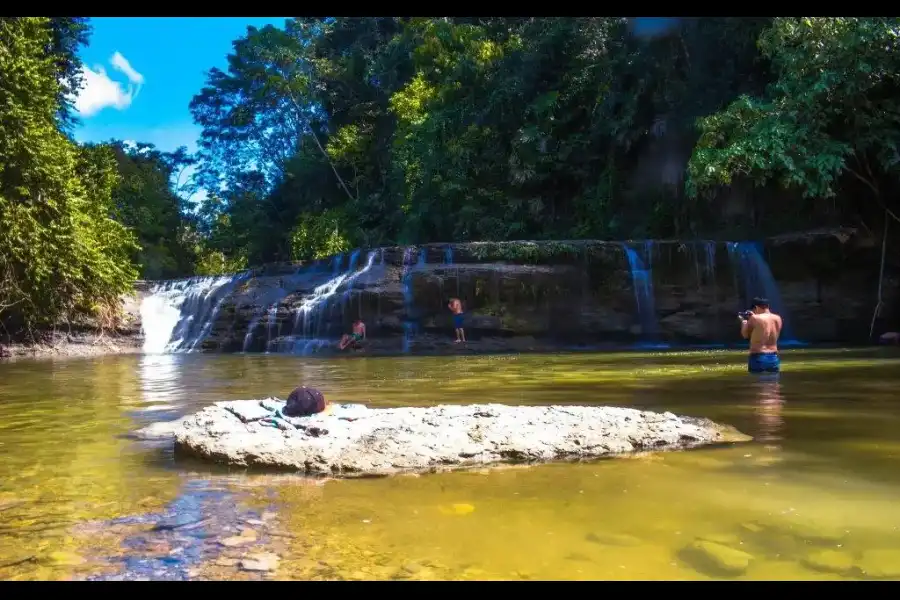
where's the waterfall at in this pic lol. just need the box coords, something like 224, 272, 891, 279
286, 249, 377, 355
293, 253, 345, 336
703, 241, 717, 279
400, 247, 425, 353
140, 275, 242, 354
137, 239, 809, 356
692, 240, 717, 288
140, 250, 382, 356
295, 251, 373, 323
241, 314, 263, 353
623, 244, 660, 341
185, 273, 250, 352
241, 285, 292, 353
340, 249, 362, 316
726, 242, 798, 342
443, 245, 459, 302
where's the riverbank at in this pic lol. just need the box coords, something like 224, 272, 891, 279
0, 331, 143, 361
0, 288, 144, 361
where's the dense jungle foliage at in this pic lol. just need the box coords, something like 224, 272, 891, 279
1, 17, 898, 337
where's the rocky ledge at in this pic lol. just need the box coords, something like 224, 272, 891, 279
145, 400, 751, 477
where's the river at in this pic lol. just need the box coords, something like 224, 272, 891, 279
1, 347, 899, 580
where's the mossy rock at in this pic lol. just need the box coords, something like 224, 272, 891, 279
856, 549, 900, 579
801, 549, 855, 576
680, 539, 754, 577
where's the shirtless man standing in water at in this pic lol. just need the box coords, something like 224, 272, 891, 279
740, 296, 783, 373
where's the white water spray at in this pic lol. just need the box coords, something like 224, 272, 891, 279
140, 276, 237, 354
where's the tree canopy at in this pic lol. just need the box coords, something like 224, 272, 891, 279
190, 17, 790, 266
687, 17, 900, 229
1, 17, 898, 337
0, 17, 137, 336
0, 18, 195, 338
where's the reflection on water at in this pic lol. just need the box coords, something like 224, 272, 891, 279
752, 374, 784, 448
0, 347, 899, 580
136, 354, 185, 414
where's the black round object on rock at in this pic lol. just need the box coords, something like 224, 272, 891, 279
283, 387, 327, 417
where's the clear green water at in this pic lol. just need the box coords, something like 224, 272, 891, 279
1, 348, 899, 580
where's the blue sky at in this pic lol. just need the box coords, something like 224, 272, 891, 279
71, 17, 677, 202
73, 17, 679, 154
73, 17, 289, 154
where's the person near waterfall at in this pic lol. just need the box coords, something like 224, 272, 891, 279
338, 319, 366, 350
739, 297, 783, 373
448, 297, 466, 343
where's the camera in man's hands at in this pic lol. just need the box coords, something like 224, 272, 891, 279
737, 310, 753, 321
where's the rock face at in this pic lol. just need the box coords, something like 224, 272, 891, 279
137, 229, 899, 355
165, 399, 751, 477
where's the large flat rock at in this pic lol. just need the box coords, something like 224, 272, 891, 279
166, 400, 751, 477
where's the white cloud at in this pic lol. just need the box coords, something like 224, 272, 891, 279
110, 51, 145, 85
74, 52, 144, 118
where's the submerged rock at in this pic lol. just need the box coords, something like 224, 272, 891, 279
585, 531, 643, 547
855, 549, 900, 579
132, 420, 185, 441
802, 549, 855, 575
161, 399, 751, 477
681, 539, 754, 576
239, 552, 280, 573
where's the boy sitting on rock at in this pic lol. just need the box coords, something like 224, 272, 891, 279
338, 319, 366, 350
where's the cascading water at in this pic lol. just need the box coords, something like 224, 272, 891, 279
265, 302, 279, 349
339, 249, 362, 321
623, 243, 661, 342
444, 245, 460, 298
726, 241, 798, 343
241, 285, 293, 353
293, 254, 343, 336
400, 247, 425, 353
286, 249, 377, 355
643, 240, 655, 270
691, 241, 718, 288
138, 239, 808, 356
703, 241, 717, 280
141, 275, 242, 354
185, 273, 250, 352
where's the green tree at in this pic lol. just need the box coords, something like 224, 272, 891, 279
687, 17, 900, 225
47, 17, 91, 130
0, 17, 137, 337
108, 141, 198, 279
188, 17, 785, 270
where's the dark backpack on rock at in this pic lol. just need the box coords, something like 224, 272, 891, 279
284, 386, 327, 417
